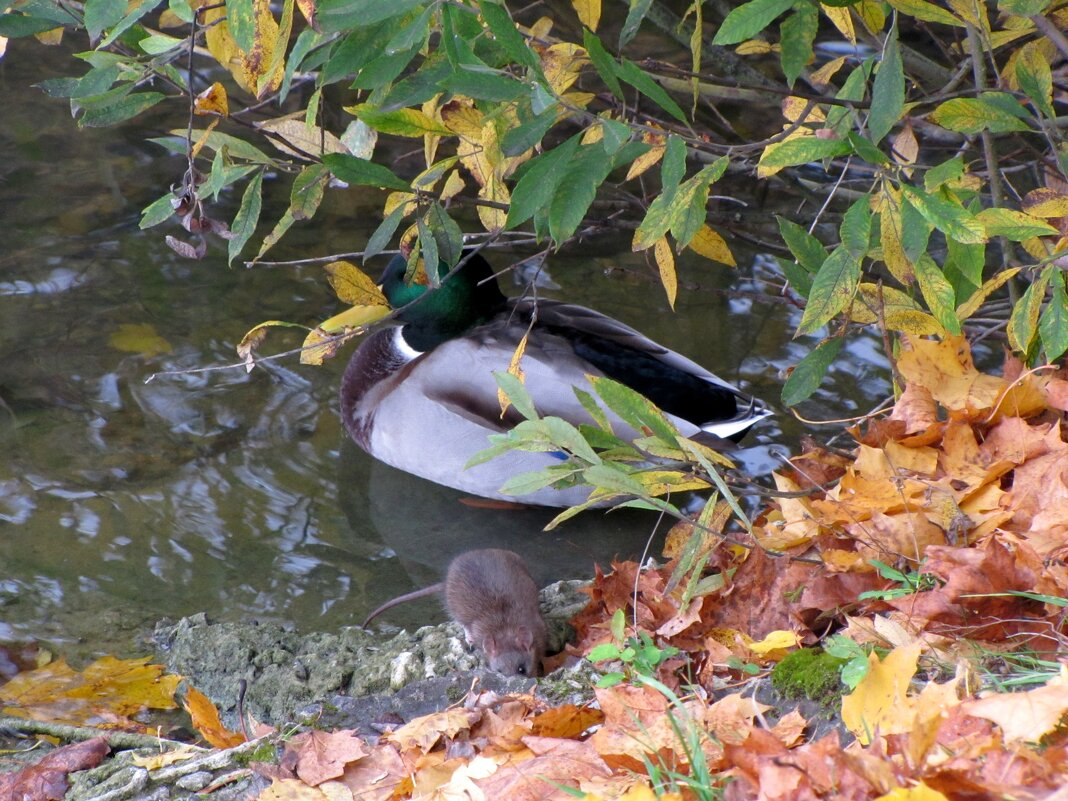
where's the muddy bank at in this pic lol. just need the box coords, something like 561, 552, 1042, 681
153, 580, 593, 730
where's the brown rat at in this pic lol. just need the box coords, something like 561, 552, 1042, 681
361, 548, 547, 677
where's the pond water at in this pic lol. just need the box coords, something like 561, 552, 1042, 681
0, 42, 892, 662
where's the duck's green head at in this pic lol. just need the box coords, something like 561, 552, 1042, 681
379, 252, 507, 351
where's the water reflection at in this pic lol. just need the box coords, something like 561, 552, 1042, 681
0, 42, 891, 661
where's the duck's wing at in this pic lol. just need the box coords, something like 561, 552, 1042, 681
512, 299, 771, 439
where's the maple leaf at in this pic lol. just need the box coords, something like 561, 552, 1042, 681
963, 667, 1068, 743
386, 708, 479, 753
183, 685, 246, 748
286, 729, 368, 786
841, 642, 923, 745
0, 737, 109, 801
0, 656, 179, 729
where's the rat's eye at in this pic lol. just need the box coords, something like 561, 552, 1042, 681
517, 665, 528, 675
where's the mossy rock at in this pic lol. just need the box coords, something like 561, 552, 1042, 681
771, 648, 848, 707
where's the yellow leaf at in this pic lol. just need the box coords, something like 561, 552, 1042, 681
947, 0, 990, 35
194, 82, 229, 117
820, 4, 855, 43
688, 224, 735, 266
810, 56, 847, 86
256, 117, 347, 160
33, 26, 63, 45
654, 236, 677, 310
955, 267, 1021, 321
498, 330, 529, 417
384, 191, 418, 217
440, 170, 466, 202
131, 746, 201, 770
735, 40, 775, 55
0, 656, 179, 728
109, 323, 173, 357
754, 473, 820, 549
748, 630, 802, 656
541, 42, 588, 96
841, 642, 922, 745
316, 304, 391, 335
478, 173, 509, 231
625, 133, 666, 182
323, 260, 389, 306
874, 783, 951, 801
440, 101, 484, 139
571, 0, 600, 31
878, 189, 914, 284
1022, 192, 1068, 218
386, 708, 477, 752
581, 123, 604, 145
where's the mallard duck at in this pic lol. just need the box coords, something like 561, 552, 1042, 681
339, 252, 771, 507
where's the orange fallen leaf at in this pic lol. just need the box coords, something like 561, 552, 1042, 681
183, 685, 246, 748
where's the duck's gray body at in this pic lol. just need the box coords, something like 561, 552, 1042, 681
340, 291, 770, 507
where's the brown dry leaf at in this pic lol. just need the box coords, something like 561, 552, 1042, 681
337, 742, 410, 801
529, 704, 603, 739
963, 667, 1068, 743
889, 382, 938, 434
846, 511, 946, 564
0, 737, 109, 801
771, 709, 808, 747
476, 736, 609, 800
386, 708, 479, 753
754, 472, 820, 549
256, 118, 347, 160
286, 730, 369, 786
704, 692, 766, 745
0, 656, 179, 729
841, 642, 923, 745
183, 685, 246, 748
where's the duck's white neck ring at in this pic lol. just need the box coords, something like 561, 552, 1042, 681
393, 326, 425, 361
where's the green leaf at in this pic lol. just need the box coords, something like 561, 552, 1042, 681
500, 107, 557, 156
84, 0, 126, 40
97, 0, 157, 48
901, 185, 987, 245
840, 197, 872, 260
617, 59, 687, 124
1016, 44, 1054, 118
946, 237, 984, 292
914, 254, 962, 335
758, 136, 851, 170
499, 465, 581, 497
588, 643, 623, 662
364, 204, 408, 260
619, 0, 653, 48
226, 0, 255, 53
660, 135, 688, 195
847, 132, 889, 165
383, 4, 433, 55
323, 153, 411, 191
796, 246, 860, 335
588, 375, 678, 444
139, 191, 176, 230
1040, 272, 1068, 362
78, 91, 164, 127
0, 13, 62, 36
669, 161, 727, 248
228, 170, 263, 266
777, 217, 826, 272
885, 0, 964, 25
424, 204, 464, 269
930, 96, 1031, 134
868, 25, 904, 144
975, 208, 1058, 240
923, 155, 964, 192
712, 0, 796, 45
548, 143, 614, 243
540, 417, 601, 464
317, 0, 424, 31
583, 29, 624, 99
494, 371, 539, 421
439, 68, 525, 102
347, 104, 450, 136
352, 45, 420, 91
779, 5, 816, 87
781, 338, 843, 406
290, 164, 328, 221
507, 134, 581, 229
610, 609, 626, 640
1008, 267, 1051, 354
582, 463, 647, 497
162, 129, 274, 163
255, 209, 297, 262
478, 0, 540, 70
778, 257, 814, 297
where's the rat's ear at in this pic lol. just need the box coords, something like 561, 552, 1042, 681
515, 627, 533, 650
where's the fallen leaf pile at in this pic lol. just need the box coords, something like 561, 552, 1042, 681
4, 336, 1068, 800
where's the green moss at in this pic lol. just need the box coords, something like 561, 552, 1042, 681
771, 648, 848, 705
233, 741, 279, 766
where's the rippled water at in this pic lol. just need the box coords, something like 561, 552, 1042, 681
0, 43, 891, 660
